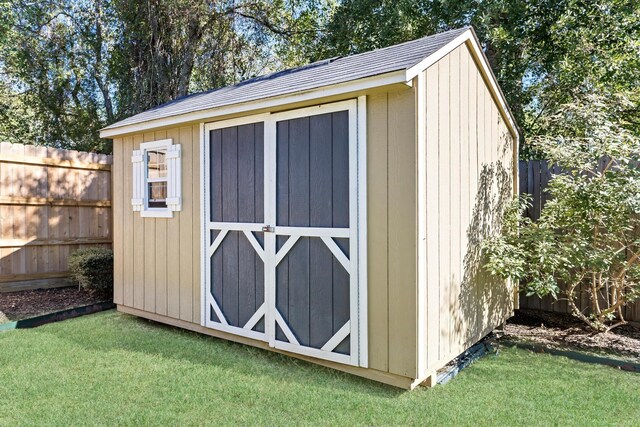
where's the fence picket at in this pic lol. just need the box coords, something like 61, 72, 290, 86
0, 143, 112, 292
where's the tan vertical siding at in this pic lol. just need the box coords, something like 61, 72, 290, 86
421, 42, 516, 373
449, 47, 462, 354
179, 125, 194, 322
453, 49, 477, 349
113, 138, 124, 304
143, 132, 157, 313
367, 93, 389, 373
113, 87, 419, 381
122, 136, 134, 307
437, 54, 451, 362
425, 64, 440, 370
192, 124, 202, 324
458, 47, 471, 347
114, 127, 202, 319
154, 130, 168, 316
166, 127, 182, 319
366, 87, 419, 378
132, 134, 145, 310
386, 88, 418, 378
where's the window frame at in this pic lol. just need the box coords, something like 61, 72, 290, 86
140, 139, 174, 218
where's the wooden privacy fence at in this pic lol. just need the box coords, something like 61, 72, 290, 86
0, 142, 112, 292
517, 159, 640, 322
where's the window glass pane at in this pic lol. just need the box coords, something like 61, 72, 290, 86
148, 182, 167, 208
147, 149, 167, 178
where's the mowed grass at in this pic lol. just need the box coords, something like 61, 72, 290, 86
1, 311, 638, 426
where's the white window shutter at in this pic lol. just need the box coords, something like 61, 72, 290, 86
166, 144, 182, 211
131, 150, 144, 211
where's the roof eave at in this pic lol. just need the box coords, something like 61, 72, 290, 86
100, 70, 410, 139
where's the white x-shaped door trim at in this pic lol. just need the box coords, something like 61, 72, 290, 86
200, 98, 369, 368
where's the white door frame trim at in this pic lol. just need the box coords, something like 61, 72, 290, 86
200, 99, 368, 368
201, 114, 270, 342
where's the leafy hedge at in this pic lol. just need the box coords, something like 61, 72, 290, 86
68, 247, 113, 293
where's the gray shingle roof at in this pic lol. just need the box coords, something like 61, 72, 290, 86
103, 27, 469, 131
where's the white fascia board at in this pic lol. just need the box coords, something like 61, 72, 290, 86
100, 70, 409, 138
406, 29, 520, 143
405, 30, 473, 81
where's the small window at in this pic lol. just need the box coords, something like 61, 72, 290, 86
131, 139, 181, 217
146, 148, 168, 208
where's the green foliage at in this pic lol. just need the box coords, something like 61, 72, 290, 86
0, 0, 331, 152
2, 0, 639, 156
484, 93, 640, 331
316, 0, 640, 156
68, 247, 114, 293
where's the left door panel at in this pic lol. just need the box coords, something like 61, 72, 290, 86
205, 122, 267, 341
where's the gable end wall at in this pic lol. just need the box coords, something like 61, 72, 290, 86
418, 42, 517, 377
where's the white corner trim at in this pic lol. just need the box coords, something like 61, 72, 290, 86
416, 72, 427, 379
200, 122, 207, 327
347, 99, 360, 367
405, 29, 520, 143
356, 95, 368, 369
100, 71, 408, 139
264, 117, 277, 349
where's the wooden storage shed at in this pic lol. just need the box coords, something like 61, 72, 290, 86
101, 27, 519, 389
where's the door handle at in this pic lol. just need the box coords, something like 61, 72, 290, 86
262, 225, 274, 233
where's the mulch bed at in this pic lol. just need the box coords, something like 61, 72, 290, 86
505, 309, 640, 362
0, 287, 111, 324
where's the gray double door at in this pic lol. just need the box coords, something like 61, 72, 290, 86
203, 102, 360, 366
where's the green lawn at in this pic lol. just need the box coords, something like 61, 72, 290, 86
0, 311, 638, 426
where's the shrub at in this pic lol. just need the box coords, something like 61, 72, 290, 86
68, 247, 114, 293
484, 92, 640, 332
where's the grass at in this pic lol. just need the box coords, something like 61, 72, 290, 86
0, 311, 638, 426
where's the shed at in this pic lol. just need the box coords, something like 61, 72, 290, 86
101, 26, 519, 389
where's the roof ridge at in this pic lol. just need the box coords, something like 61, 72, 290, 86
330, 26, 470, 62
147, 27, 470, 108
237, 27, 469, 85
235, 27, 470, 87
154, 28, 470, 108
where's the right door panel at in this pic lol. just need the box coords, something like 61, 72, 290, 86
271, 109, 356, 363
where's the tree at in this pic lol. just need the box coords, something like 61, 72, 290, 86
0, 1, 108, 151
0, 0, 329, 152
315, 0, 640, 152
484, 92, 640, 332
2, 0, 639, 154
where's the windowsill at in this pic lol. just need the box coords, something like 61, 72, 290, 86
140, 209, 173, 218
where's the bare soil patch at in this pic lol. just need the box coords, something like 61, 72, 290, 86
0, 287, 111, 323
505, 309, 640, 362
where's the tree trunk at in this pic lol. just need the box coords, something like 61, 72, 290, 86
177, 18, 204, 97
92, 0, 114, 123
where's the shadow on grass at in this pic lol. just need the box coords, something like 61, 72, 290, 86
36, 310, 406, 398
